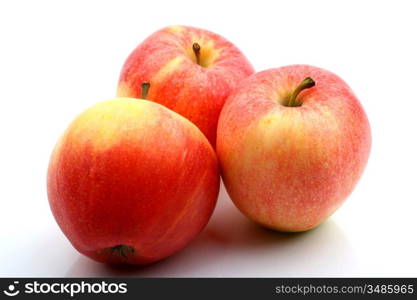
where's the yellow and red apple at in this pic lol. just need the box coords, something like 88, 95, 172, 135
47, 89, 220, 265
217, 65, 371, 232
117, 25, 254, 146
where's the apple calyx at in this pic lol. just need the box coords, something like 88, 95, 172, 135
141, 82, 150, 100
286, 77, 316, 107
110, 245, 135, 259
192, 43, 201, 66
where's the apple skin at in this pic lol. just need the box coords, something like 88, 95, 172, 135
47, 98, 220, 265
217, 65, 371, 232
117, 25, 254, 146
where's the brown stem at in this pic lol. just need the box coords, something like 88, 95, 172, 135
287, 77, 316, 107
141, 82, 150, 99
192, 43, 201, 65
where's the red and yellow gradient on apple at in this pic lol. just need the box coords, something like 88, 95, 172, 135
217, 65, 371, 232
117, 25, 254, 146
47, 87, 220, 265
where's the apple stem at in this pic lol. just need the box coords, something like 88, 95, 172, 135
287, 77, 316, 107
192, 42, 201, 65
141, 82, 150, 100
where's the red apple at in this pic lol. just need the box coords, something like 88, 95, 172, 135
117, 25, 254, 146
217, 65, 371, 232
47, 87, 220, 265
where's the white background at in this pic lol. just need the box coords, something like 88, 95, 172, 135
1, 0, 416, 277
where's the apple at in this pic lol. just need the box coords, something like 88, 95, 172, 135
217, 65, 371, 232
117, 25, 254, 146
47, 84, 220, 265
